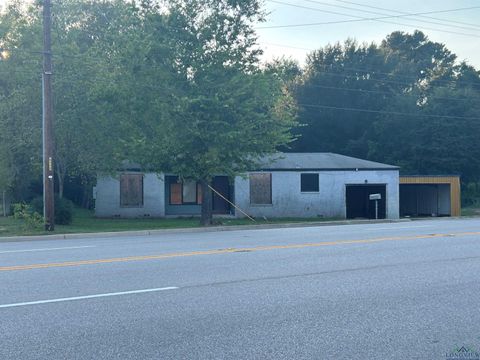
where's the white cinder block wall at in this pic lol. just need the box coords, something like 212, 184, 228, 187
95, 174, 165, 217
234, 170, 399, 219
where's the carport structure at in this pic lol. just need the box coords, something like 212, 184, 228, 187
399, 176, 461, 217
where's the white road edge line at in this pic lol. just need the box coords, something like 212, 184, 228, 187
0, 287, 179, 309
0, 246, 96, 254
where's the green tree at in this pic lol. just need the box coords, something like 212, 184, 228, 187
0, 0, 145, 202
292, 31, 461, 158
369, 67, 480, 181
292, 38, 403, 157
0, 1, 43, 200
50, 0, 146, 198
122, 0, 298, 225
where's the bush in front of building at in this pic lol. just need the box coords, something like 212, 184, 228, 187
30, 195, 74, 225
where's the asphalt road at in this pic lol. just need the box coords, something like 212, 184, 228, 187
1, 218, 480, 360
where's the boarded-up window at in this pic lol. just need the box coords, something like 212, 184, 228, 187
168, 176, 202, 205
170, 183, 182, 205
120, 174, 143, 207
250, 173, 272, 205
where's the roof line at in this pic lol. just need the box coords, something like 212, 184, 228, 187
254, 168, 399, 171
400, 174, 461, 177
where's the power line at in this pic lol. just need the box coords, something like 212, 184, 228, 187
301, 0, 480, 32
260, 1, 480, 38
4, 40, 480, 89
307, 66, 479, 88
298, 103, 480, 120
331, 0, 480, 29
2, 68, 477, 121
297, 83, 475, 103
303, 70, 480, 90
6, 38, 478, 87
3, 54, 479, 90
300, 69, 433, 87
0, 47, 45, 55
263, 42, 480, 87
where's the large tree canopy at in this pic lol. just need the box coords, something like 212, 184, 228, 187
290, 31, 480, 192
0, 0, 136, 201
0, 0, 298, 223
121, 0, 298, 224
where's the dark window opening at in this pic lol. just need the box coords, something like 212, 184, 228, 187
301, 173, 319, 192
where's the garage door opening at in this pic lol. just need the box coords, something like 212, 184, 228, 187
400, 184, 451, 217
346, 184, 386, 219
399, 176, 461, 217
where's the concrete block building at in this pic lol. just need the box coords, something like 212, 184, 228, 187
94, 153, 400, 219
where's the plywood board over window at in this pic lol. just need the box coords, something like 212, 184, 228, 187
167, 176, 203, 205
170, 183, 182, 205
120, 174, 144, 207
250, 173, 272, 205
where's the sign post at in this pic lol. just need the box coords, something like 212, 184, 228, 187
369, 193, 382, 220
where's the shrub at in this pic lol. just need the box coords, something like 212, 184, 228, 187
12, 203, 44, 230
55, 197, 74, 225
462, 182, 480, 208
30, 195, 74, 225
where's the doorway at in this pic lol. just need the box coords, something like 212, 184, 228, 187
346, 184, 386, 219
400, 184, 451, 217
212, 176, 232, 214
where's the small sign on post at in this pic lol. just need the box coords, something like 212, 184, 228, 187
369, 193, 382, 220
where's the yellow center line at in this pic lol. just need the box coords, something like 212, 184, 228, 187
1, 231, 479, 272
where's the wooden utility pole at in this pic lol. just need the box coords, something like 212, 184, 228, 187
42, 0, 55, 231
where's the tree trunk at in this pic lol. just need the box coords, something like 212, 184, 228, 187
56, 171, 64, 199
2, 190, 6, 217
55, 160, 65, 199
200, 179, 213, 226
58, 176, 64, 199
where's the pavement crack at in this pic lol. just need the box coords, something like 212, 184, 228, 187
178, 255, 480, 290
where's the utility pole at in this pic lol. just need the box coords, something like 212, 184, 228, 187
42, 0, 55, 231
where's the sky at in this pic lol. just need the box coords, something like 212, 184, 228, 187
256, 0, 480, 68
1, 0, 479, 69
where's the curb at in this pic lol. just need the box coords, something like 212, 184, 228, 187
0, 218, 411, 243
